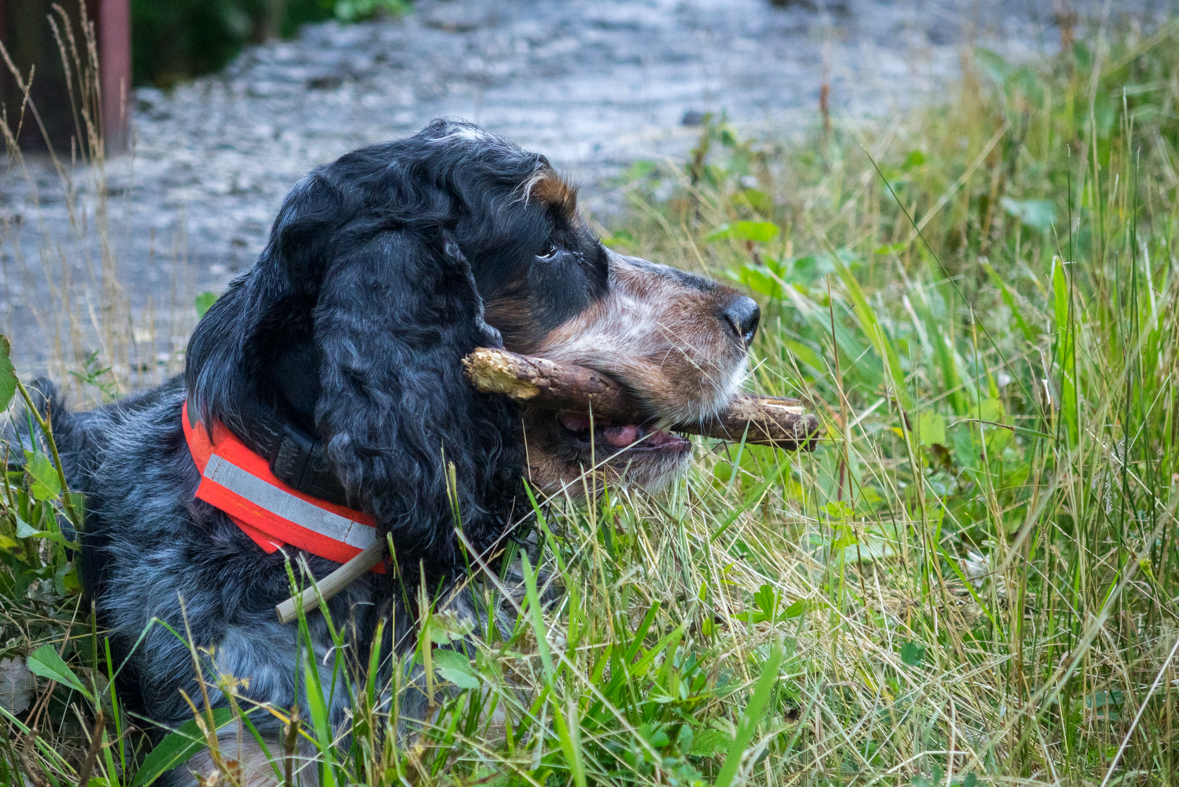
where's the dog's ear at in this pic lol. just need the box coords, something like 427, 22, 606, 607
186, 173, 347, 436
313, 226, 521, 569
187, 159, 524, 572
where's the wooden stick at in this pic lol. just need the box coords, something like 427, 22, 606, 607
277, 350, 820, 618
462, 347, 820, 451
275, 541, 386, 624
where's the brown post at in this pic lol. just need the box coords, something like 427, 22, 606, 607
0, 0, 131, 154
97, 0, 129, 152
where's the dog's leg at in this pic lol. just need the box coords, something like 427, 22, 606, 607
179, 724, 320, 787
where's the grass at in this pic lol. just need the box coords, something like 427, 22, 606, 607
4, 11, 1179, 786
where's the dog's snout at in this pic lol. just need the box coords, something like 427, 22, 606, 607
722, 296, 760, 349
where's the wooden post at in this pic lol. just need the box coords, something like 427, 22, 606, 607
98, 0, 129, 152
0, 0, 131, 154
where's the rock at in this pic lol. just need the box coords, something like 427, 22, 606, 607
306, 74, 345, 90
768, 0, 850, 13
135, 86, 165, 112
0, 657, 35, 716
423, 2, 493, 32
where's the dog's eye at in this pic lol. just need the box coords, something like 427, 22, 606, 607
537, 242, 559, 261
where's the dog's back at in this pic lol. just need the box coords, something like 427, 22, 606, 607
53, 378, 186, 593
4, 377, 183, 518
4, 376, 191, 707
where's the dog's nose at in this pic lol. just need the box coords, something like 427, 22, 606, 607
722, 296, 760, 348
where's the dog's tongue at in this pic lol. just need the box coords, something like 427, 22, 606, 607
557, 412, 673, 449
602, 424, 640, 447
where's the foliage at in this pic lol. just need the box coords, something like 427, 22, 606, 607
132, 0, 410, 87
604, 21, 1179, 781
4, 19, 1179, 787
332, 0, 411, 25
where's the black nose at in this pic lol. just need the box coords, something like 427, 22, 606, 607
722, 296, 760, 348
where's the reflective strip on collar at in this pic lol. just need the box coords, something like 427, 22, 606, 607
182, 400, 383, 571
203, 454, 377, 551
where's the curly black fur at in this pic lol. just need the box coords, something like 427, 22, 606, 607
185, 121, 552, 571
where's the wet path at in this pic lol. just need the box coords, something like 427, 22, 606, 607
0, 0, 1133, 379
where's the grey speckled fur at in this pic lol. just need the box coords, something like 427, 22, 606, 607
34, 373, 538, 784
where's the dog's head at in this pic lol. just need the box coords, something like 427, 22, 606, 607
186, 120, 757, 568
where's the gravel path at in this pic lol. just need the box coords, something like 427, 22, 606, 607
0, 0, 1143, 378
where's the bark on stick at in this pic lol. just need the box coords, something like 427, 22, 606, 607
462, 347, 820, 451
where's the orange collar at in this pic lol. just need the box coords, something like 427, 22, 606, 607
183, 402, 384, 573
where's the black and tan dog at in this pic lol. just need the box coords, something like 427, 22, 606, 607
40, 120, 759, 783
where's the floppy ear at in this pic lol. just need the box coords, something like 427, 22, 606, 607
186, 172, 347, 437
313, 226, 522, 570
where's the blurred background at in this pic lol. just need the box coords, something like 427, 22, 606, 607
0, 0, 1164, 389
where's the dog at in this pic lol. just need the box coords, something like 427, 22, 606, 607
36, 120, 760, 784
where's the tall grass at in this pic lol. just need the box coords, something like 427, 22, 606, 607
3, 15, 1179, 787
0, 3, 195, 402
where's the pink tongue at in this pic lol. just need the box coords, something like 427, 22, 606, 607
602, 424, 640, 447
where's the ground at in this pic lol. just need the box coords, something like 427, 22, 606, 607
2, 0, 1083, 383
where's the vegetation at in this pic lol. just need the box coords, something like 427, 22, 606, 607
3, 15, 1179, 787
132, 0, 411, 87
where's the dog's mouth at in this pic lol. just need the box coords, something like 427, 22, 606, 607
519, 360, 744, 494
555, 411, 692, 456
